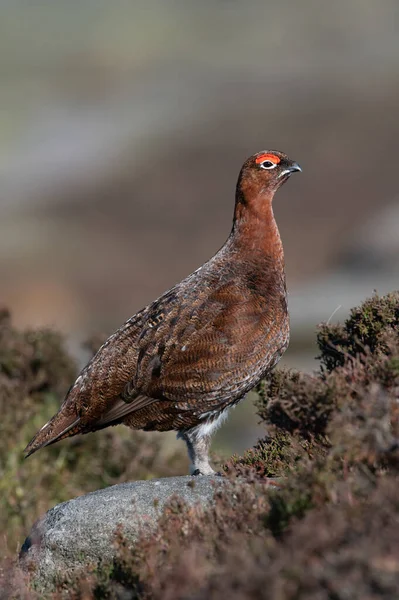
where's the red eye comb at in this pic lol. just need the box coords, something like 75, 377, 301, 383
255, 153, 281, 165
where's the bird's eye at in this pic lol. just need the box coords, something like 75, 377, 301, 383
260, 160, 277, 170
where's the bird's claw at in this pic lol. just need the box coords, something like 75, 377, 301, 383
191, 469, 223, 477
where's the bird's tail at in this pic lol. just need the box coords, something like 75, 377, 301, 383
24, 410, 81, 458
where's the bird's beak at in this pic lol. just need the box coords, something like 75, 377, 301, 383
278, 161, 302, 179
287, 161, 302, 174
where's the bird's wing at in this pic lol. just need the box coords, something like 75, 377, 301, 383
82, 271, 275, 428
25, 260, 285, 457
68, 306, 157, 421
24, 307, 154, 455
131, 272, 281, 410
93, 393, 157, 427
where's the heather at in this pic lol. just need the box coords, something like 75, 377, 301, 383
1, 292, 399, 598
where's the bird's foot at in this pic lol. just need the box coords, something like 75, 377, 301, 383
191, 468, 223, 477
191, 468, 203, 476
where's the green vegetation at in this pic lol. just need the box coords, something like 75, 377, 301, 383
2, 292, 399, 598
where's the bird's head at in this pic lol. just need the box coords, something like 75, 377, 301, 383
236, 150, 302, 203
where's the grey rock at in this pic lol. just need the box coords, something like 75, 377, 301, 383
20, 475, 228, 591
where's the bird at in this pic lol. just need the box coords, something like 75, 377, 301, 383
25, 150, 301, 475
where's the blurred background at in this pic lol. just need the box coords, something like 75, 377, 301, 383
1, 0, 398, 455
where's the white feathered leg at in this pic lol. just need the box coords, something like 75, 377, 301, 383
179, 410, 229, 475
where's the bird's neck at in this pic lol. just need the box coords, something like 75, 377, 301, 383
231, 189, 284, 266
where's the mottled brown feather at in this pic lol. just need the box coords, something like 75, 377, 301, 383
25, 150, 301, 458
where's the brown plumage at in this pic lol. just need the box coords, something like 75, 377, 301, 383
25, 150, 301, 475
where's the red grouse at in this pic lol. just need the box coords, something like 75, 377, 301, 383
25, 150, 301, 475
